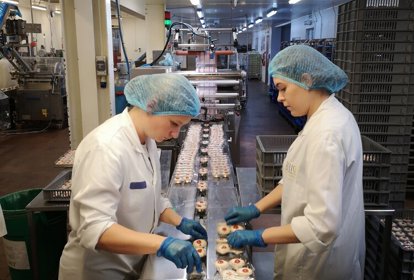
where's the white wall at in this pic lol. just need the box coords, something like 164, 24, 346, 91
117, 0, 146, 16
290, 6, 338, 40
112, 16, 146, 62
17, 6, 64, 53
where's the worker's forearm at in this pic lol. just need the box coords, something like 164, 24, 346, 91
159, 207, 182, 227
255, 184, 283, 213
262, 224, 300, 244
96, 224, 166, 254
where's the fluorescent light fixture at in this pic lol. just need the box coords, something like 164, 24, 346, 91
255, 17, 263, 24
266, 8, 277, 17
242, 27, 246, 31
32, 4, 47, 11
289, 0, 302, 4
196, 9, 203, 19
1, 0, 19, 5
190, 0, 200, 5
54, 10, 61, 14
247, 22, 254, 28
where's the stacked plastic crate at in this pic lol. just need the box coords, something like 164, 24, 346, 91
247, 51, 262, 79
366, 210, 414, 279
335, 0, 414, 209
256, 135, 391, 207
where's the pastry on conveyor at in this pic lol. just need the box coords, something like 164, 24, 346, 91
193, 239, 207, 248
196, 247, 206, 259
229, 258, 245, 270
236, 267, 253, 277
217, 223, 231, 237
230, 224, 245, 232
215, 259, 229, 271
197, 181, 208, 195
216, 243, 230, 255
216, 237, 228, 244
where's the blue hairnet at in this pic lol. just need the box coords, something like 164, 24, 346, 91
269, 45, 348, 94
124, 73, 200, 117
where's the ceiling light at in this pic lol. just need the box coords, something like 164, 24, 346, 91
196, 8, 203, 19
289, 0, 302, 4
266, 8, 277, 17
242, 27, 247, 31
202, 24, 206, 28
200, 17, 205, 24
54, 10, 61, 14
32, 4, 47, 11
190, 0, 200, 5
255, 17, 263, 24
1, 0, 19, 5
247, 22, 254, 28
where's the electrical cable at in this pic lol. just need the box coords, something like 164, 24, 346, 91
150, 21, 210, 66
114, 0, 130, 80
0, 120, 52, 135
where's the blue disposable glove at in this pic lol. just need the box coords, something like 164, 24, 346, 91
227, 229, 267, 248
224, 204, 260, 225
176, 217, 208, 240
157, 237, 202, 273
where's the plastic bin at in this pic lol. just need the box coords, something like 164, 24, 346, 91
0, 189, 67, 280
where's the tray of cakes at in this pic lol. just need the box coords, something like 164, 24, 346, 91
43, 169, 72, 201
214, 222, 255, 280
55, 149, 76, 168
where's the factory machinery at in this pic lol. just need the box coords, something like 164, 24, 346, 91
132, 23, 247, 165
138, 23, 252, 279
0, 7, 67, 129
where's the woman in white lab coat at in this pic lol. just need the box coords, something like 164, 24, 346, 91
59, 73, 207, 280
224, 45, 365, 279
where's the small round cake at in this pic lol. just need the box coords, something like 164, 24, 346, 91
212, 171, 220, 179
405, 227, 414, 232
200, 148, 209, 155
399, 221, 407, 227
196, 247, 206, 258
395, 231, 405, 237
216, 243, 230, 255
236, 267, 253, 277
193, 239, 207, 248
229, 258, 245, 270
184, 175, 192, 184
230, 224, 245, 232
196, 204, 207, 215
392, 226, 402, 232
200, 156, 209, 164
216, 237, 228, 244
217, 224, 231, 237
215, 259, 229, 271
197, 182, 208, 194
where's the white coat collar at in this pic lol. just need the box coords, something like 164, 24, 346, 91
120, 108, 153, 156
300, 94, 337, 136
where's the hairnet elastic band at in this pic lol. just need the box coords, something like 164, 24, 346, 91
134, 103, 199, 117
271, 74, 310, 91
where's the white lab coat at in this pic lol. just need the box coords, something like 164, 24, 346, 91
59, 108, 172, 280
274, 95, 365, 280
